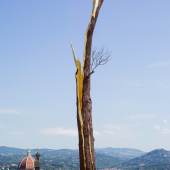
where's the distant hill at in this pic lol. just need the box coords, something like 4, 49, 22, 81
96, 147, 144, 160
116, 149, 170, 170
0, 146, 144, 169
1, 146, 170, 169
0, 146, 144, 158
0, 146, 25, 155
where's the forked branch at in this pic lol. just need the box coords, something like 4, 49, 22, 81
90, 48, 111, 75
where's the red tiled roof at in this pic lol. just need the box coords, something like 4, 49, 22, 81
19, 152, 35, 170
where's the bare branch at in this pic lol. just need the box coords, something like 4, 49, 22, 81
90, 48, 111, 75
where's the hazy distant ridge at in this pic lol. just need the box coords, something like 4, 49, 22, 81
1, 146, 170, 169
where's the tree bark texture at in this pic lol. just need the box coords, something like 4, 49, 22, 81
82, 1, 104, 169
72, 1, 104, 169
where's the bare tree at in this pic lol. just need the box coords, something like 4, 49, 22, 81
71, 0, 108, 169
90, 48, 111, 75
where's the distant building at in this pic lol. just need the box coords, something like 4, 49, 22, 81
18, 151, 40, 170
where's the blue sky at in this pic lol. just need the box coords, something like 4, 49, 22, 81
0, 0, 170, 151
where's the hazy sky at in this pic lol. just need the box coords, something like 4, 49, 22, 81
0, 0, 170, 151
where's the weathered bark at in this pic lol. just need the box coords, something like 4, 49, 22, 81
75, 67, 85, 169
73, 48, 86, 169
82, 0, 104, 170
72, 1, 104, 170
76, 88, 86, 170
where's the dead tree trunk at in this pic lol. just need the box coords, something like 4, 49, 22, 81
72, 0, 104, 169
82, 1, 104, 169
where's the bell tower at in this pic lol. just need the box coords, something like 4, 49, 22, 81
34, 152, 40, 170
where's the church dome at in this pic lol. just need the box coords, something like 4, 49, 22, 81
19, 151, 35, 170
